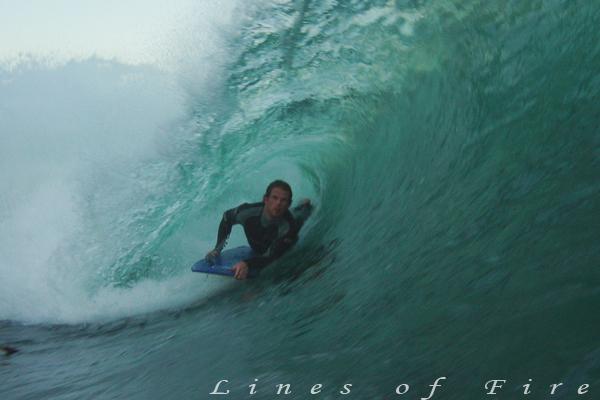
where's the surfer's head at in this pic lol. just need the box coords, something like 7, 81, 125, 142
263, 180, 292, 218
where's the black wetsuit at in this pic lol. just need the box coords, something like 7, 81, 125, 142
214, 202, 311, 270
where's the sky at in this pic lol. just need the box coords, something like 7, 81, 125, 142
0, 0, 209, 69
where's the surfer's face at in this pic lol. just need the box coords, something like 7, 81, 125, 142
263, 187, 291, 219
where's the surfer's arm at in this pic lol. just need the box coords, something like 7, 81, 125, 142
292, 198, 312, 229
213, 207, 240, 252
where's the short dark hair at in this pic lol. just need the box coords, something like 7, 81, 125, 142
264, 180, 292, 201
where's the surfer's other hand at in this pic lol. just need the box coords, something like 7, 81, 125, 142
232, 261, 249, 280
299, 198, 311, 208
205, 249, 220, 265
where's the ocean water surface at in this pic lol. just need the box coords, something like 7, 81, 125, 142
1, 1, 599, 399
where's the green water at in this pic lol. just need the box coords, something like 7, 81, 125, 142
1, 0, 599, 399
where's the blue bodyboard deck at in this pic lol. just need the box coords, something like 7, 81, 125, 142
191, 246, 259, 278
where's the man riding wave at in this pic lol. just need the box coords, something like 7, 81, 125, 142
205, 180, 312, 279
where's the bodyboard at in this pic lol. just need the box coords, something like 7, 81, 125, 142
191, 246, 259, 278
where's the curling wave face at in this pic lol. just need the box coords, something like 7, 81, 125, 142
1, 0, 599, 398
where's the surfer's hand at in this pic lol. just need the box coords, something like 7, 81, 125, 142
232, 261, 249, 280
205, 249, 220, 265
299, 198, 311, 208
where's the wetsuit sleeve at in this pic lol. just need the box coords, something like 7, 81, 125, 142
292, 202, 313, 229
214, 206, 240, 252
244, 235, 298, 270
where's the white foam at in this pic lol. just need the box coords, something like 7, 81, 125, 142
0, 1, 246, 324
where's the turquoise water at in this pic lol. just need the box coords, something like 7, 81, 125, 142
1, 1, 599, 399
